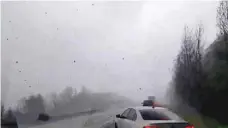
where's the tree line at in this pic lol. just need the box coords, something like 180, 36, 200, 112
1, 86, 134, 124
170, 1, 228, 125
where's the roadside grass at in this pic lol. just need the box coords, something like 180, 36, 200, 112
184, 115, 220, 128
165, 104, 222, 128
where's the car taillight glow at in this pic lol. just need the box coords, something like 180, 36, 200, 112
186, 125, 194, 128
143, 125, 159, 128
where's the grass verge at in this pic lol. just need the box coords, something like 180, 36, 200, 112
184, 115, 220, 128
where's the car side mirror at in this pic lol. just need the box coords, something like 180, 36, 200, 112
116, 114, 121, 118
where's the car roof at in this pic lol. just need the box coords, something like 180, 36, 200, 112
134, 106, 166, 110
122, 106, 168, 112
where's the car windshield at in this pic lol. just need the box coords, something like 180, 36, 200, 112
2, 1, 227, 128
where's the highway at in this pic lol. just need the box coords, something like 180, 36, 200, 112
18, 108, 124, 128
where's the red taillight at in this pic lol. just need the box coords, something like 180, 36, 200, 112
186, 125, 194, 128
143, 125, 159, 128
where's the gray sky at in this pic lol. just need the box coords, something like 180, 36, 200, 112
2, 1, 217, 107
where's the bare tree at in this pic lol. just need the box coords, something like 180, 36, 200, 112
172, 25, 204, 110
217, 1, 228, 36
21, 94, 45, 116
59, 86, 76, 103
1, 104, 5, 117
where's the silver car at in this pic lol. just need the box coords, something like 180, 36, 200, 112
113, 106, 194, 128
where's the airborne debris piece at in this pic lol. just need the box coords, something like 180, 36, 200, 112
73, 60, 76, 63
7, 38, 9, 40
92, 4, 94, 6
16, 61, 18, 64
45, 12, 47, 15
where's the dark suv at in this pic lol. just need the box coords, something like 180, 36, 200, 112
142, 100, 154, 107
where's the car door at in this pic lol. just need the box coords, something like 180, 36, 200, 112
117, 108, 137, 128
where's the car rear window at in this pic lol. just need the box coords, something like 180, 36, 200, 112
139, 109, 183, 121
